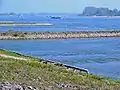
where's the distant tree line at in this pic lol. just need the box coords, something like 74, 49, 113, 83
80, 7, 120, 16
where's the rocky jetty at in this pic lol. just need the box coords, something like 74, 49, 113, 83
0, 31, 120, 40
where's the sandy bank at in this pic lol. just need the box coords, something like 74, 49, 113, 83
0, 23, 53, 26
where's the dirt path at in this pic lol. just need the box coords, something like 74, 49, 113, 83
0, 54, 28, 60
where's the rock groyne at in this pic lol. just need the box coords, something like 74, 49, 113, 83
0, 31, 120, 40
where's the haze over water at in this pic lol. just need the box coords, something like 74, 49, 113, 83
0, 14, 120, 32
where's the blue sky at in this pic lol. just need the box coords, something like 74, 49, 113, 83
0, 0, 120, 13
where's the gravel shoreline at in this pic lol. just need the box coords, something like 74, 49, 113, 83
0, 82, 38, 90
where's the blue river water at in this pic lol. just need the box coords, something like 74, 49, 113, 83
0, 14, 120, 79
0, 38, 120, 79
0, 14, 120, 32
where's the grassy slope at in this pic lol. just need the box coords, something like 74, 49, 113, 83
0, 50, 120, 90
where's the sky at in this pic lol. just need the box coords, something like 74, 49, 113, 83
0, 0, 120, 13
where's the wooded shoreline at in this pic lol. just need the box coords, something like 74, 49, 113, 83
0, 31, 120, 40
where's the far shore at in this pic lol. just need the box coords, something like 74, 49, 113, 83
79, 16, 120, 18
0, 31, 120, 40
91, 16, 120, 18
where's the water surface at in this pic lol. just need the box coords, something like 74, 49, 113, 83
0, 38, 120, 79
0, 14, 120, 32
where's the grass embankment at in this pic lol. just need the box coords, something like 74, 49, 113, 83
0, 49, 39, 60
0, 49, 120, 90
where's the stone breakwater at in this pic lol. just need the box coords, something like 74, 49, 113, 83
0, 31, 120, 40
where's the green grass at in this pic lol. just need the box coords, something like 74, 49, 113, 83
0, 50, 120, 90
0, 49, 22, 57
0, 49, 44, 61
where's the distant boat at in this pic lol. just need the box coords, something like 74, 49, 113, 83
50, 16, 61, 19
